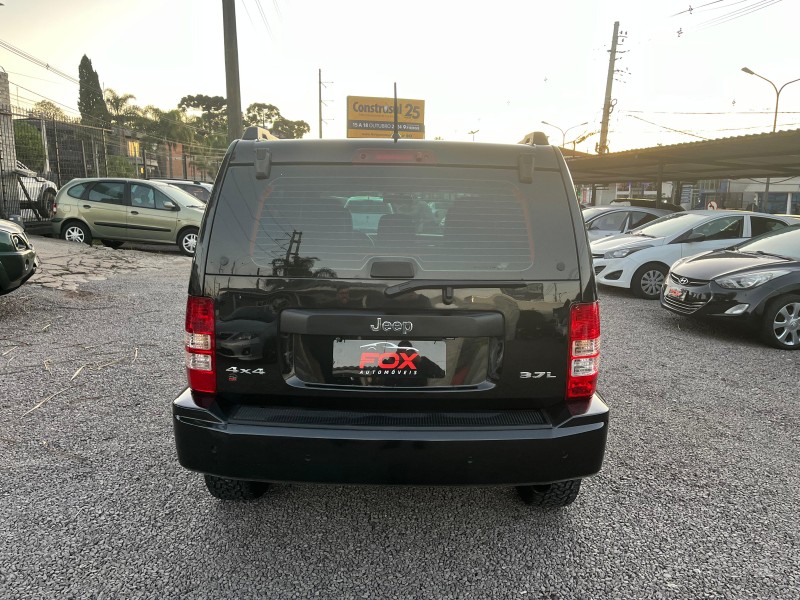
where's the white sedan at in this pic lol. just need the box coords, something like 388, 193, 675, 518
591, 210, 796, 299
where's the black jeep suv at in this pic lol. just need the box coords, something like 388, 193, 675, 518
173, 130, 608, 507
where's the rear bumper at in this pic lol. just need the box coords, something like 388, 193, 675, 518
172, 389, 609, 486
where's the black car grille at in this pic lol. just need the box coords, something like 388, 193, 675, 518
669, 272, 708, 287
594, 265, 605, 275
662, 293, 708, 314
592, 253, 604, 259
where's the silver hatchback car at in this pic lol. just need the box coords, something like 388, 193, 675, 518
51, 178, 206, 256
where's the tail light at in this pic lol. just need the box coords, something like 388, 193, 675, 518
566, 301, 600, 413
185, 296, 216, 393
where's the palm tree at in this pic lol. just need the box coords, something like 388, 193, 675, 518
141, 106, 194, 178
104, 88, 139, 158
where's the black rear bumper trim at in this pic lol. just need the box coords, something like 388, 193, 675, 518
172, 390, 608, 485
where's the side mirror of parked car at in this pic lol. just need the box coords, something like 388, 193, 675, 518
163, 201, 178, 211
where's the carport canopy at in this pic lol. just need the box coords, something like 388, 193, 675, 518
565, 129, 800, 185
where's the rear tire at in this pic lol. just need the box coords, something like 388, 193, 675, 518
631, 263, 667, 300
760, 294, 800, 350
37, 189, 56, 220
516, 479, 581, 508
101, 240, 125, 249
62, 221, 92, 246
204, 475, 269, 501
177, 227, 198, 256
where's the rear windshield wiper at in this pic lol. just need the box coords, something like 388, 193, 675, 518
384, 279, 528, 304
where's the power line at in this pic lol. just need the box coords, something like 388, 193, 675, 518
254, 0, 273, 38
238, 0, 257, 32
672, 0, 726, 16
624, 109, 800, 116
628, 115, 710, 139
697, 0, 784, 29
0, 38, 79, 84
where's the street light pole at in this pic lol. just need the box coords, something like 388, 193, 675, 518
741, 67, 800, 212
541, 120, 589, 150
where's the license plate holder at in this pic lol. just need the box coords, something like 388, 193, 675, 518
664, 283, 687, 301
332, 339, 447, 379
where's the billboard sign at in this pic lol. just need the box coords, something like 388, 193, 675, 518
347, 96, 425, 139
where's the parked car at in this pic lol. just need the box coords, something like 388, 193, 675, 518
173, 128, 608, 507
610, 198, 685, 212
51, 178, 206, 256
0, 218, 38, 295
15, 160, 58, 220
591, 210, 795, 299
582, 205, 674, 241
661, 224, 800, 349
150, 179, 214, 203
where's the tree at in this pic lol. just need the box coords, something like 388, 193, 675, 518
244, 103, 281, 128
13, 122, 46, 171
106, 155, 136, 177
139, 106, 195, 178
179, 94, 227, 147
104, 88, 139, 130
271, 117, 310, 139
244, 102, 309, 139
77, 55, 111, 127
29, 100, 68, 121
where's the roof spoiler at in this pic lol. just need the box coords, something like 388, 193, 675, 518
242, 126, 279, 141
519, 131, 549, 146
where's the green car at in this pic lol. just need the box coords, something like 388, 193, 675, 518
51, 178, 207, 256
0, 218, 38, 295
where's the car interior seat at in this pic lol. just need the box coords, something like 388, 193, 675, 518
376, 214, 415, 247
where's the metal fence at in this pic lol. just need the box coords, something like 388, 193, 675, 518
0, 103, 224, 231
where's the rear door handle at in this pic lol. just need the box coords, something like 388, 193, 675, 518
83, 205, 91, 209
130, 211, 139, 215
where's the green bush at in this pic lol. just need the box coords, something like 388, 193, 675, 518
13, 121, 46, 172
106, 155, 136, 177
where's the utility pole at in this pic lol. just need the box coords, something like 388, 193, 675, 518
318, 69, 332, 139
598, 21, 620, 155
222, 0, 243, 144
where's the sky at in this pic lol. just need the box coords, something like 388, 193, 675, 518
1, 0, 798, 152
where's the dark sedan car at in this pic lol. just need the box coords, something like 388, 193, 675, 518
0, 218, 38, 295
661, 224, 800, 349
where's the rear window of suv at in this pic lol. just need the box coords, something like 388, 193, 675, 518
205, 164, 579, 280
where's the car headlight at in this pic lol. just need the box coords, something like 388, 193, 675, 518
715, 270, 790, 289
603, 245, 652, 259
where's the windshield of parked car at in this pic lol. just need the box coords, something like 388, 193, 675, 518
156, 184, 206, 208
627, 212, 709, 238
581, 207, 608, 220
737, 225, 800, 260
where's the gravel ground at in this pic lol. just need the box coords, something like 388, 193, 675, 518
1, 240, 798, 599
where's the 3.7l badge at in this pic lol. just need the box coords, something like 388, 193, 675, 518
520, 371, 556, 379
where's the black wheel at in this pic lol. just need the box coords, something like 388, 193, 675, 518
760, 294, 800, 350
203, 475, 269, 501
631, 263, 667, 299
516, 479, 581, 508
177, 227, 199, 256
61, 221, 93, 246
37, 189, 56, 220
101, 240, 125, 249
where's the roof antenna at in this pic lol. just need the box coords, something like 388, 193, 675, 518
392, 82, 400, 144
